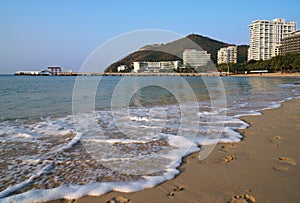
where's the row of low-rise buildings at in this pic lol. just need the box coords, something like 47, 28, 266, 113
132, 61, 182, 73
122, 48, 237, 73
130, 50, 211, 73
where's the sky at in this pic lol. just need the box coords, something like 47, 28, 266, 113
0, 0, 299, 74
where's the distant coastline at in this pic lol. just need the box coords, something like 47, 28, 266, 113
12, 72, 222, 77
10, 72, 300, 77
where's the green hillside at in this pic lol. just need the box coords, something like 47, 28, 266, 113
106, 34, 248, 72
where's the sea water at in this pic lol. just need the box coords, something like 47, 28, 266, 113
0, 75, 299, 202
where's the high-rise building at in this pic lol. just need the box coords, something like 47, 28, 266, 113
217, 46, 237, 64
280, 30, 300, 54
248, 18, 296, 61
183, 49, 211, 67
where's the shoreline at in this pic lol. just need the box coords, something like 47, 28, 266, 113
230, 72, 300, 77
48, 98, 300, 203
8, 72, 300, 77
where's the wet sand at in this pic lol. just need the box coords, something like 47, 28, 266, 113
51, 98, 300, 203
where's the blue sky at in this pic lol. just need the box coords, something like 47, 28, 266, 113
0, 0, 299, 74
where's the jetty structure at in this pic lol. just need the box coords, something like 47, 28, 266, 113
48, 66, 62, 75
15, 66, 61, 76
15, 66, 105, 76
14, 66, 82, 76
14, 70, 51, 76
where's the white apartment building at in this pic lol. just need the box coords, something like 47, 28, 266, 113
217, 46, 237, 64
280, 30, 300, 54
183, 49, 211, 67
248, 18, 296, 61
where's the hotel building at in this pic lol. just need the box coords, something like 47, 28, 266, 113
248, 18, 296, 61
217, 46, 237, 64
183, 49, 211, 67
133, 61, 182, 73
280, 30, 300, 54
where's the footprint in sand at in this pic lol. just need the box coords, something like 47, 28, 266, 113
229, 193, 256, 203
260, 127, 269, 131
288, 115, 298, 119
269, 135, 283, 141
167, 186, 185, 198
273, 165, 290, 172
273, 157, 296, 172
106, 196, 130, 203
294, 124, 300, 128
271, 115, 280, 120
220, 144, 236, 152
268, 135, 284, 147
222, 155, 236, 163
278, 157, 296, 165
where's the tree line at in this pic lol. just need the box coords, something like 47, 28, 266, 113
217, 53, 300, 73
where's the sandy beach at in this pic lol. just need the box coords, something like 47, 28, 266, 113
49, 98, 300, 203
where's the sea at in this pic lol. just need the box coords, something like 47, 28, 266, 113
0, 75, 300, 202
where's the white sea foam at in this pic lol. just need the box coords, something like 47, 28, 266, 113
0, 99, 285, 202
1, 170, 182, 203
233, 111, 262, 118
14, 133, 33, 139
0, 161, 54, 199
278, 83, 300, 88
1, 80, 300, 202
129, 116, 150, 122
86, 138, 148, 144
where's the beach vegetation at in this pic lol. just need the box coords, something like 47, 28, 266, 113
218, 53, 300, 73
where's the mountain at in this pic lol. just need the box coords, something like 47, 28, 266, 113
106, 34, 248, 72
